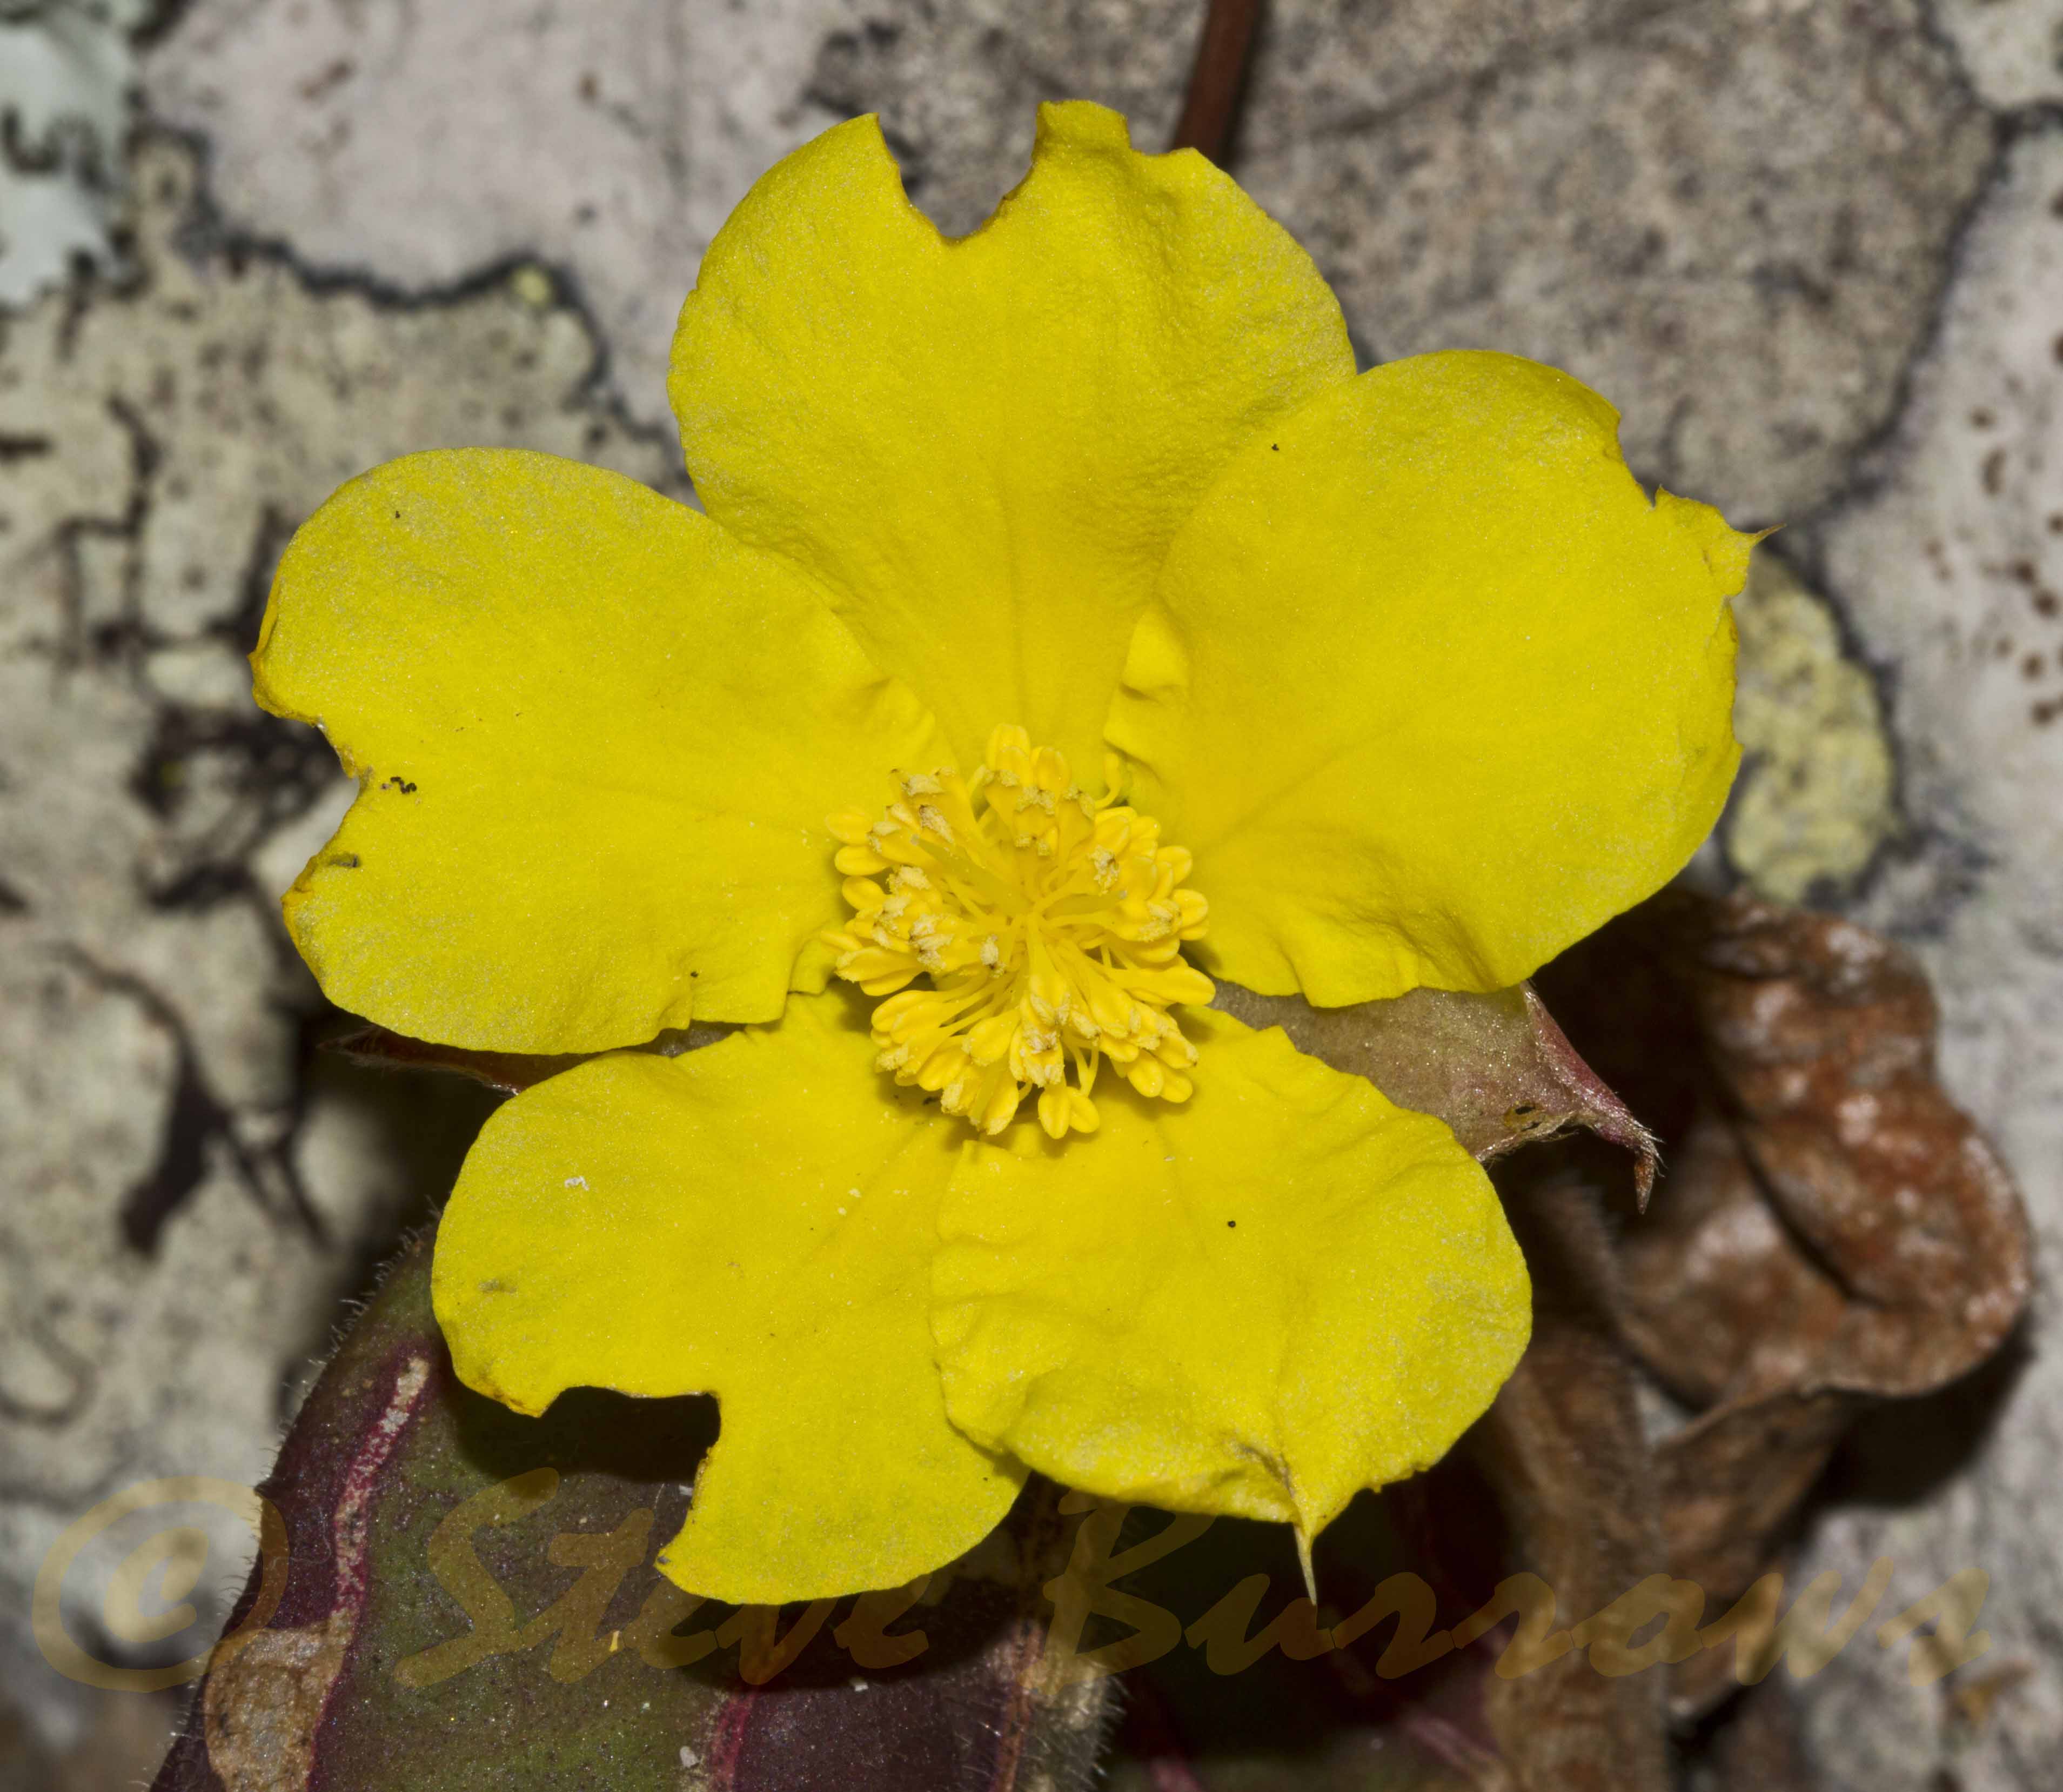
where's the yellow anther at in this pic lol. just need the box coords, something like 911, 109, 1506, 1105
1126, 1057, 1166, 1099
1155, 1031, 1200, 1069
917, 1044, 965, 1094
825, 730, 1213, 1140
966, 1011, 1020, 1065
1037, 1084, 1102, 1140
834, 844, 889, 876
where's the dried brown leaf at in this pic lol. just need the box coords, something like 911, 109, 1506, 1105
1615, 1112, 1850, 1410
1659, 894, 2031, 1397
1538, 891, 2034, 1729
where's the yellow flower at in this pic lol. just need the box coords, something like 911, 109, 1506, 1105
252, 104, 1751, 1605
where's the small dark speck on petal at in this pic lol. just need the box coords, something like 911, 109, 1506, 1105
1269, 444, 1278, 452
1227, 1219, 1237, 1228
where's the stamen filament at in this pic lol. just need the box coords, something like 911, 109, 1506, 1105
825, 725, 1213, 1139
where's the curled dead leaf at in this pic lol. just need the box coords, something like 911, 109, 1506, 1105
1539, 891, 2033, 1736
1655, 895, 2031, 1398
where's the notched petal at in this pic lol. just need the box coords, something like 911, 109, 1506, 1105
930, 1009, 1530, 1541
432, 994, 1023, 1604
672, 102, 1356, 772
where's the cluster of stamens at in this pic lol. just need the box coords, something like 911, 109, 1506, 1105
823, 726, 1212, 1140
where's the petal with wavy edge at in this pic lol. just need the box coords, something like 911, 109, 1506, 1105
432, 993, 1023, 1603
1106, 351, 1750, 1006
670, 102, 1356, 775
931, 1009, 1530, 1537
254, 449, 943, 1051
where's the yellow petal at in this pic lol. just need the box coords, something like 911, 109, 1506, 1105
1107, 351, 1750, 1006
253, 449, 943, 1050
432, 993, 1023, 1603
930, 1009, 1529, 1537
671, 102, 1356, 774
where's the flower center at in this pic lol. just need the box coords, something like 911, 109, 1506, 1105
825, 725, 1213, 1140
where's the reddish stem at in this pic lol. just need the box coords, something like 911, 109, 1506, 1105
1168, 0, 1262, 164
